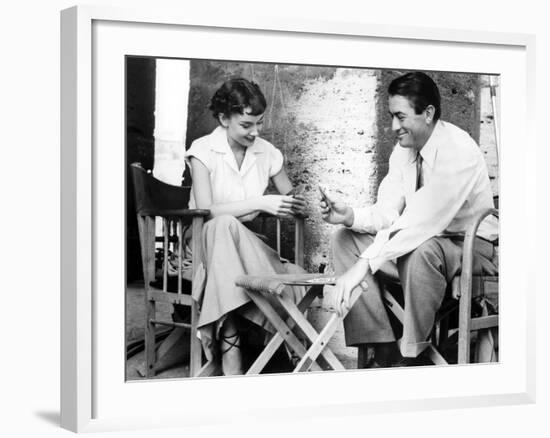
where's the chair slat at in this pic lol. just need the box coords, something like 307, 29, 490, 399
471, 315, 499, 331
163, 218, 169, 293
276, 218, 281, 255
189, 216, 204, 377
295, 219, 304, 267
147, 290, 193, 306
177, 220, 183, 295
150, 320, 192, 330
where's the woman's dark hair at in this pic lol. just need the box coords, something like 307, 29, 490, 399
209, 78, 267, 121
388, 72, 441, 122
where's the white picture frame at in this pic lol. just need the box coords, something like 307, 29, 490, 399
60, 5, 536, 433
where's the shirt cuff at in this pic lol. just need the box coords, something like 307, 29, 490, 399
358, 253, 384, 274
349, 207, 371, 232
359, 228, 391, 273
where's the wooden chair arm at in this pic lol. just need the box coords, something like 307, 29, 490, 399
235, 273, 336, 295
460, 207, 499, 299
255, 212, 308, 220
235, 275, 288, 296
138, 208, 210, 218
457, 207, 498, 363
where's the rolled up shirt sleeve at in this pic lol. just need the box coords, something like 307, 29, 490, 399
350, 150, 406, 234
361, 142, 484, 273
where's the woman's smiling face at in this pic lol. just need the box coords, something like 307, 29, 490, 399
220, 107, 264, 149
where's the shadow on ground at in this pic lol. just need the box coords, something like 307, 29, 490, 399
34, 411, 60, 427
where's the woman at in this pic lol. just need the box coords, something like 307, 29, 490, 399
186, 77, 306, 375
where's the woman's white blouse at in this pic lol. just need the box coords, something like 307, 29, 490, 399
185, 126, 284, 222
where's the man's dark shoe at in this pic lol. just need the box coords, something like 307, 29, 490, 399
391, 351, 432, 367
373, 342, 400, 367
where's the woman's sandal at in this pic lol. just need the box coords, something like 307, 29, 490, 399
220, 332, 241, 355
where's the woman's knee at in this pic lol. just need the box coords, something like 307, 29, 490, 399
204, 214, 242, 235
208, 214, 240, 227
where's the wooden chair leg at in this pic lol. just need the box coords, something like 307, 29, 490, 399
145, 299, 156, 378
474, 303, 499, 363
196, 359, 222, 378
141, 216, 157, 377
190, 216, 204, 377
246, 286, 319, 375
458, 293, 473, 364
277, 293, 345, 372
294, 218, 304, 267
293, 313, 344, 372
292, 286, 363, 372
245, 291, 324, 372
425, 345, 448, 365
189, 301, 202, 376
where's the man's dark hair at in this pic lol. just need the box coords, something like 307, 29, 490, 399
209, 77, 267, 121
388, 72, 441, 122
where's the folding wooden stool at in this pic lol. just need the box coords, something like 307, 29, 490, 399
235, 273, 363, 373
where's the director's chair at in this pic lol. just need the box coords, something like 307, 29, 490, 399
130, 163, 218, 378
362, 206, 499, 366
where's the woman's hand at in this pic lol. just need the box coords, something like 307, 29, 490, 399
327, 258, 370, 316
290, 194, 307, 216
261, 195, 303, 218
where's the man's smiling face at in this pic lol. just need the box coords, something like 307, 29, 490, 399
388, 94, 433, 150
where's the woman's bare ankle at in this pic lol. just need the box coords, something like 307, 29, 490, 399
221, 350, 243, 375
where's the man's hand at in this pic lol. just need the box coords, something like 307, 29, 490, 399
319, 187, 354, 226
328, 258, 370, 316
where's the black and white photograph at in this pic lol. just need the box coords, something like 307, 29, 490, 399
125, 57, 500, 380
3, 0, 543, 435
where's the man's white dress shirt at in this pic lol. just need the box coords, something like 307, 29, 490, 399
351, 120, 498, 273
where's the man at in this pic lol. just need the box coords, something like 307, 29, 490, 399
321, 72, 498, 366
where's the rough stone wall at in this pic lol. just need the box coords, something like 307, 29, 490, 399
479, 75, 500, 196
282, 68, 379, 272
186, 62, 379, 272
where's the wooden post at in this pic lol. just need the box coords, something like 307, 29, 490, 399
294, 218, 304, 267
162, 218, 169, 292
177, 220, 182, 294
190, 216, 204, 377
144, 216, 157, 377
276, 218, 281, 256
